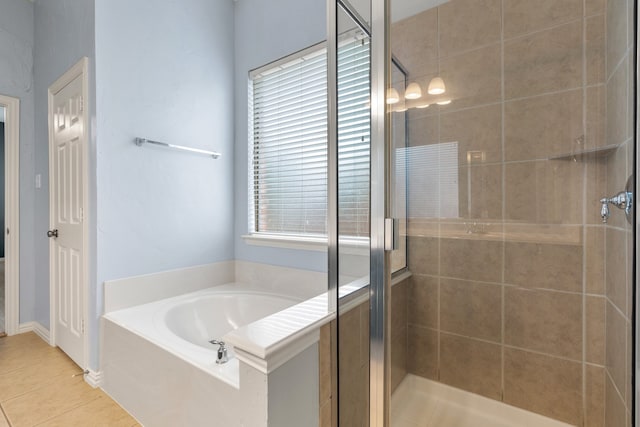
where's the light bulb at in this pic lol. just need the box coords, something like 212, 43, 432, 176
428, 77, 446, 95
404, 82, 422, 100
386, 88, 400, 104
436, 99, 451, 105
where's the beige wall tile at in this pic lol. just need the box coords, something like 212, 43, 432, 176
320, 399, 332, 427
392, 279, 408, 338
504, 241, 583, 292
438, 0, 502, 56
586, 85, 606, 151
504, 160, 584, 224
408, 236, 439, 275
319, 323, 332, 405
440, 279, 501, 342
626, 229, 633, 317
606, 58, 630, 147
407, 326, 438, 379
391, 332, 407, 394
504, 21, 582, 99
586, 226, 605, 293
503, 348, 582, 425
440, 104, 502, 165
606, 147, 629, 230
585, 365, 605, 427
339, 305, 362, 381
359, 303, 370, 367
457, 164, 503, 220
606, 0, 628, 78
439, 44, 502, 110
339, 362, 369, 427
606, 228, 628, 315
439, 333, 502, 400
605, 300, 628, 401
605, 373, 627, 427
586, 0, 606, 16
503, 0, 582, 39
586, 159, 607, 226
586, 296, 606, 365
408, 112, 439, 147
586, 14, 606, 85
408, 275, 438, 329
391, 9, 438, 78
504, 287, 582, 360
440, 237, 503, 283
504, 90, 583, 161
339, 304, 368, 427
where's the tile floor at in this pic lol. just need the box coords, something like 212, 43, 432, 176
0, 260, 5, 334
0, 332, 138, 426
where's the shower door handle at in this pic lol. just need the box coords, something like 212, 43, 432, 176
384, 218, 399, 251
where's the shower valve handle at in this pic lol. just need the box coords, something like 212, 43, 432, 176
600, 191, 633, 223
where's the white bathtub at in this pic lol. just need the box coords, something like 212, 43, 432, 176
104, 283, 300, 387
102, 264, 333, 426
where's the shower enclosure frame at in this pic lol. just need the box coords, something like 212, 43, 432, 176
327, 0, 392, 423
634, 2, 639, 425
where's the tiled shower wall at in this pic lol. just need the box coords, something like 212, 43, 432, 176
392, 0, 634, 426
603, 0, 634, 425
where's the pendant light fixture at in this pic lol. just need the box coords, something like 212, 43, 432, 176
428, 77, 446, 95
404, 82, 422, 100
386, 88, 400, 104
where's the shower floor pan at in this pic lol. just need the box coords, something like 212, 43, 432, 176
391, 375, 573, 427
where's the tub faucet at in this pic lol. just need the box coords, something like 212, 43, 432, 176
209, 340, 228, 364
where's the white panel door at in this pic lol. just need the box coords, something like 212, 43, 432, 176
50, 73, 85, 367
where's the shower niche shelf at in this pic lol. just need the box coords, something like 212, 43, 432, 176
549, 144, 620, 161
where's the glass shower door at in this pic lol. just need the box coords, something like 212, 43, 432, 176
384, 0, 637, 426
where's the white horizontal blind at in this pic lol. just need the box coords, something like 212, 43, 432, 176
337, 38, 370, 238
250, 38, 371, 238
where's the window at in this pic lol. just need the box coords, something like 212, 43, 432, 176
249, 37, 371, 239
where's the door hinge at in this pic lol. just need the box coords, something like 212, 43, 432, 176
79, 96, 84, 113
81, 319, 85, 334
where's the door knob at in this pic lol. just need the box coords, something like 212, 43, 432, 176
47, 229, 58, 238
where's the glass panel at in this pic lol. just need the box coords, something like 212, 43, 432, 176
337, 4, 371, 427
390, 62, 408, 273
388, 1, 636, 426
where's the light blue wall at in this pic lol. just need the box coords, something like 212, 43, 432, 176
33, 0, 96, 330
95, 0, 235, 369
233, 0, 328, 272
0, 0, 36, 323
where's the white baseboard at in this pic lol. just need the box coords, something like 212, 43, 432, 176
85, 369, 103, 388
17, 321, 51, 344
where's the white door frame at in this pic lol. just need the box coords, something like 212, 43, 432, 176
48, 57, 90, 368
0, 94, 20, 336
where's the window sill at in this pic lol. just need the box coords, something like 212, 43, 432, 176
242, 233, 369, 255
